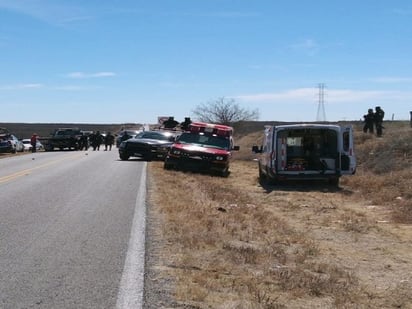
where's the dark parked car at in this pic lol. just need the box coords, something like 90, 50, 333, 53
115, 129, 141, 147
118, 130, 178, 161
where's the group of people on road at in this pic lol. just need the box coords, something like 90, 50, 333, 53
79, 131, 115, 151
363, 106, 385, 137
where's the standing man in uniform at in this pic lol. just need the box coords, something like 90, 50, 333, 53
363, 108, 375, 134
163, 117, 179, 129
374, 106, 385, 137
180, 117, 192, 131
104, 132, 115, 151
91, 131, 103, 151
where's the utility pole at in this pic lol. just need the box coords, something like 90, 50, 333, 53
316, 83, 326, 122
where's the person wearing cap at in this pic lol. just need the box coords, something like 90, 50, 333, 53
30, 133, 38, 153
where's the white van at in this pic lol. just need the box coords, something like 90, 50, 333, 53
252, 124, 356, 185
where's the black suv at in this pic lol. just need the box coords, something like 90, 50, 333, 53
118, 130, 178, 161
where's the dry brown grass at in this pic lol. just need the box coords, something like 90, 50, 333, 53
148, 163, 361, 308
147, 121, 412, 308
348, 122, 412, 224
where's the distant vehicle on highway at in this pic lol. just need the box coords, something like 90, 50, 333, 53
0, 133, 24, 153
21, 139, 44, 151
118, 130, 178, 161
39, 127, 82, 151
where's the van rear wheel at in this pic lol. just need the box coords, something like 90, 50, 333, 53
258, 163, 267, 182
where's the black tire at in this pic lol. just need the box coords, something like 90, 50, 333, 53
120, 154, 130, 161
164, 162, 173, 170
220, 167, 230, 177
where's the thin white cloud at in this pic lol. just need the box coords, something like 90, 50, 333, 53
0, 82, 101, 91
60, 15, 94, 24
202, 11, 260, 18
66, 72, 116, 79
236, 88, 315, 102
289, 39, 320, 56
235, 88, 412, 104
150, 9, 260, 18
54, 85, 100, 91
0, 83, 43, 90
0, 0, 91, 25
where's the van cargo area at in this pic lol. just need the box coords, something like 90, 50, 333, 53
253, 124, 356, 185
278, 128, 340, 171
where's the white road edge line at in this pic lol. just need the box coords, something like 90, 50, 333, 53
116, 163, 147, 309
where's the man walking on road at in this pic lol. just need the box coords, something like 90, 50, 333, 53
30, 133, 38, 153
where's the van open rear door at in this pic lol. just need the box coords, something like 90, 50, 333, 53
340, 126, 356, 175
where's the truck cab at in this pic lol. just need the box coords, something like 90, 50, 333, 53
164, 122, 239, 177
252, 124, 356, 185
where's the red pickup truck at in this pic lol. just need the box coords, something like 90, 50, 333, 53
164, 122, 239, 177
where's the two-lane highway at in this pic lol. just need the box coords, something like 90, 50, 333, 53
0, 150, 147, 308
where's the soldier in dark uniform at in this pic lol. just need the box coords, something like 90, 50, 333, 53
374, 106, 385, 137
163, 117, 179, 129
91, 131, 103, 151
79, 133, 89, 150
180, 117, 192, 131
104, 132, 115, 151
363, 108, 375, 134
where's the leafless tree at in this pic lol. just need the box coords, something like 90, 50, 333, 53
192, 97, 259, 125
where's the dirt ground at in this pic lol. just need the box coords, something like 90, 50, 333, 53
144, 159, 412, 308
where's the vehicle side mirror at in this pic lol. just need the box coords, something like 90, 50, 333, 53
252, 145, 262, 153
233, 145, 240, 151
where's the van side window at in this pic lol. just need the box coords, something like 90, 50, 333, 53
343, 132, 350, 151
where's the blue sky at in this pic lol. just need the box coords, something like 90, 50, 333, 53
1, 0, 411, 124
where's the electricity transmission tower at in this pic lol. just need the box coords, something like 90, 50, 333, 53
316, 83, 327, 122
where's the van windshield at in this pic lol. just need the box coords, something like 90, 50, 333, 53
177, 132, 230, 150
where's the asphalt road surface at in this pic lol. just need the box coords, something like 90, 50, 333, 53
0, 150, 147, 308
